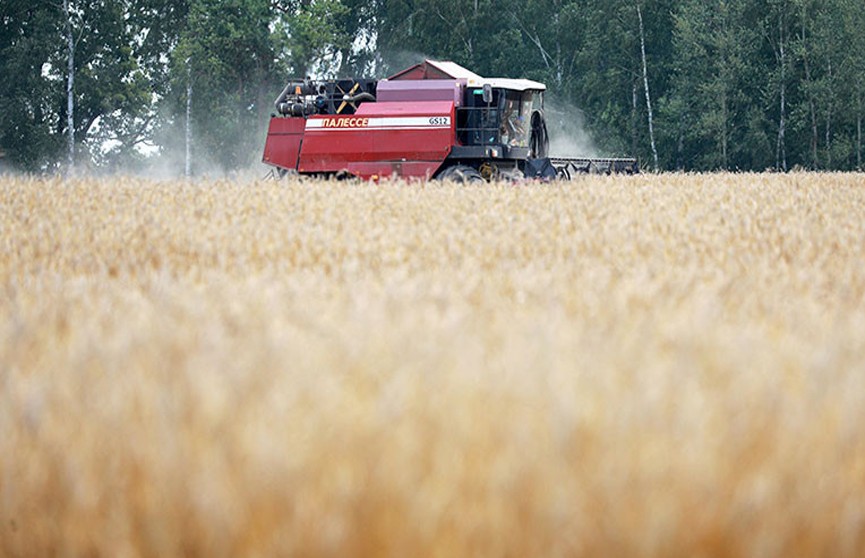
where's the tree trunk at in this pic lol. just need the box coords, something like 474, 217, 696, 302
858, 89, 862, 170
858, 115, 862, 170
825, 59, 833, 168
720, 9, 731, 170
64, 0, 75, 174
721, 90, 728, 169
825, 103, 832, 168
776, 15, 787, 171
631, 80, 638, 161
800, 16, 819, 168
554, 12, 562, 88
637, 4, 658, 172
186, 71, 192, 178
777, 79, 787, 171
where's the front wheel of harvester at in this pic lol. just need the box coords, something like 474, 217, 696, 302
437, 165, 485, 184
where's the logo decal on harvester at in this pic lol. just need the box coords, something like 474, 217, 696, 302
306, 116, 451, 131
322, 117, 370, 128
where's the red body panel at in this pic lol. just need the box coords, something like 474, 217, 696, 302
262, 117, 305, 170
262, 101, 455, 180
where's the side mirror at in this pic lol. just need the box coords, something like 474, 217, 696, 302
482, 83, 493, 104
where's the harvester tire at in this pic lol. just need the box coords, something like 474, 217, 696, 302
438, 165, 484, 184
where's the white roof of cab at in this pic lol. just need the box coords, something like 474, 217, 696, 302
467, 77, 546, 92
427, 60, 545, 91
398, 60, 546, 92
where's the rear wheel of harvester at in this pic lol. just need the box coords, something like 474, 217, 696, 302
437, 165, 484, 184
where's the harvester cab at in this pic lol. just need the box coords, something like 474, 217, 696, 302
452, 80, 549, 180
262, 60, 636, 181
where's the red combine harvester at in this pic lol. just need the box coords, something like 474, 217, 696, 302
262, 60, 638, 181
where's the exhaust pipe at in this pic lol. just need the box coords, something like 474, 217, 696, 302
341, 92, 376, 104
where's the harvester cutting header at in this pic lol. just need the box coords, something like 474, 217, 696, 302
262, 60, 638, 181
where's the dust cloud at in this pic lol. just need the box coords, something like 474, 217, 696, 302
543, 97, 600, 158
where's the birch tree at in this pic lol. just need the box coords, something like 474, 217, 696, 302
169, 0, 277, 172
636, 3, 658, 171
791, 0, 822, 168
63, 0, 75, 173
841, 0, 865, 169
185, 58, 192, 178
763, 0, 790, 170
670, 0, 761, 169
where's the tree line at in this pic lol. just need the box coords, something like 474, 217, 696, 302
2, 0, 864, 174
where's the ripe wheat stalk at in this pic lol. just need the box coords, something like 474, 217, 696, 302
1, 173, 864, 557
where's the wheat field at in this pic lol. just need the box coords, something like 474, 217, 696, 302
1, 173, 864, 557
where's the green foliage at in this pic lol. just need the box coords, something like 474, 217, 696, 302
73, 1, 156, 170
273, 0, 350, 77
1, 1, 170, 172
0, 2, 63, 170
669, 0, 763, 169
161, 0, 276, 172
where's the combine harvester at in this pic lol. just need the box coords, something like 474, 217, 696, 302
262, 60, 638, 181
